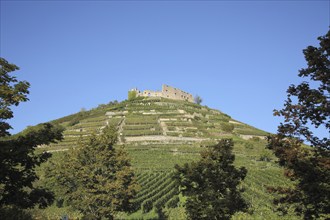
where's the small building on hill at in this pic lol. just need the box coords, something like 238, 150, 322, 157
129, 85, 194, 102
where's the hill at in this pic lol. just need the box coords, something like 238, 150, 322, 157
35, 97, 298, 219
43, 97, 268, 152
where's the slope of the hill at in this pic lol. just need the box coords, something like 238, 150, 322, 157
35, 97, 298, 219
42, 97, 268, 152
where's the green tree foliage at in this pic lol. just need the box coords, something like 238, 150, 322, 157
108, 100, 118, 105
220, 122, 234, 133
194, 95, 202, 105
128, 90, 137, 101
267, 30, 330, 219
0, 58, 30, 137
45, 125, 138, 219
0, 58, 63, 212
174, 139, 248, 220
0, 124, 63, 208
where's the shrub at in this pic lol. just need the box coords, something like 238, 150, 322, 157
221, 123, 234, 133
259, 150, 272, 162
128, 91, 137, 100
244, 142, 254, 149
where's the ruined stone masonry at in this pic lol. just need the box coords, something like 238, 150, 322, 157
130, 84, 194, 102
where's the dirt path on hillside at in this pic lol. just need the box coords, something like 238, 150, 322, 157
159, 119, 168, 135
125, 135, 207, 142
117, 118, 125, 144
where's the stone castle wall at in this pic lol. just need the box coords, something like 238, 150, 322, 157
161, 85, 193, 102
130, 84, 194, 102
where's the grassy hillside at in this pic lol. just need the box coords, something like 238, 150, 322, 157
41, 97, 268, 151
34, 97, 299, 219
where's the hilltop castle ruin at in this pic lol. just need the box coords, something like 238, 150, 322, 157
129, 85, 194, 102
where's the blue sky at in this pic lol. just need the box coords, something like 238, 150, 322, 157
1, 1, 329, 137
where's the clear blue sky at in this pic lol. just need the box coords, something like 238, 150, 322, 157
1, 1, 329, 137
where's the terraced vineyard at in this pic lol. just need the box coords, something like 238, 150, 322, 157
35, 97, 299, 219
133, 171, 179, 213
124, 116, 162, 136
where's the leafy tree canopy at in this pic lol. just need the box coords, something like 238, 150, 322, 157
0, 58, 63, 212
174, 139, 248, 220
0, 58, 30, 137
128, 90, 137, 101
267, 30, 330, 219
0, 123, 63, 208
194, 95, 202, 105
44, 125, 138, 220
